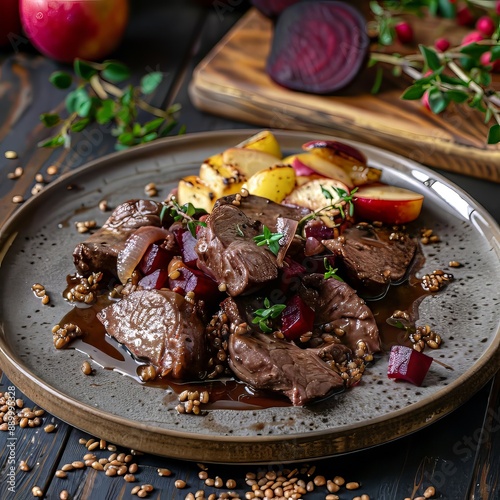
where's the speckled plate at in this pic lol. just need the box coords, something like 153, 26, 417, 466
0, 130, 499, 464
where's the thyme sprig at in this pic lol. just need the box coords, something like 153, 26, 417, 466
161, 198, 207, 237
253, 225, 284, 256
39, 59, 183, 150
252, 297, 286, 333
323, 258, 344, 281
369, 1, 500, 144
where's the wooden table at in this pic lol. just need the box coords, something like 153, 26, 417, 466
1, 1, 499, 499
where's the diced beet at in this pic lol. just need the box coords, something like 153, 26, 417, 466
173, 227, 198, 268
138, 243, 175, 275
304, 220, 335, 240
280, 257, 307, 292
266, 1, 369, 94
387, 345, 433, 386
169, 266, 220, 302
281, 295, 315, 341
138, 269, 169, 290
251, 0, 300, 18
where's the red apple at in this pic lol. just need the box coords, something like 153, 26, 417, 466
353, 184, 424, 224
20, 0, 129, 63
0, 0, 22, 48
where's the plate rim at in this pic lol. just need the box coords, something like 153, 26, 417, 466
1, 129, 499, 463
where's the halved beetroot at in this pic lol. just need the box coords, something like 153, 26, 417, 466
281, 295, 315, 341
266, 1, 369, 94
251, 0, 300, 18
387, 345, 433, 386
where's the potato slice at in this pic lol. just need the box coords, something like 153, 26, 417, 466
235, 130, 282, 158
177, 175, 217, 213
222, 148, 284, 178
244, 165, 296, 203
285, 178, 351, 213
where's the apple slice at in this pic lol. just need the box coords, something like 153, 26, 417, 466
177, 175, 218, 213
282, 153, 353, 187
303, 140, 382, 186
222, 147, 285, 178
235, 130, 282, 158
244, 164, 296, 203
285, 178, 351, 215
353, 184, 424, 224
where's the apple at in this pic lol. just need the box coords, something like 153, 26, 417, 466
222, 147, 284, 178
235, 130, 282, 158
353, 184, 424, 224
282, 152, 353, 187
0, 0, 22, 48
302, 140, 382, 186
20, 0, 129, 63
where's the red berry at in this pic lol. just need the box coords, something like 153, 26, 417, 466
480, 51, 500, 73
476, 16, 496, 37
395, 21, 414, 44
461, 31, 484, 46
456, 6, 475, 27
496, 0, 500, 15
421, 90, 431, 111
434, 37, 450, 52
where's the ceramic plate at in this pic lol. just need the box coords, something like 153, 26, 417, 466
0, 130, 499, 463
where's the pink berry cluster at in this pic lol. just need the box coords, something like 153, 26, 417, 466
394, 2, 499, 73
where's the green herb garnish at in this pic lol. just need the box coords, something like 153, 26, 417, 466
40, 59, 183, 150
161, 198, 207, 237
321, 185, 358, 219
323, 258, 344, 281
253, 225, 284, 256
252, 297, 286, 333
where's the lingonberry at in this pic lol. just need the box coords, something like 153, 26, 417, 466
480, 51, 500, 73
434, 37, 450, 52
461, 31, 484, 46
456, 5, 475, 27
476, 16, 496, 37
395, 21, 414, 44
421, 90, 431, 111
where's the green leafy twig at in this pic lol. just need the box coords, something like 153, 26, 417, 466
323, 258, 344, 281
252, 297, 286, 333
253, 225, 284, 256
161, 197, 207, 237
39, 59, 183, 150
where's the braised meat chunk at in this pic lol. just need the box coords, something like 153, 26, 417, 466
322, 225, 417, 298
196, 203, 280, 296
74, 199, 163, 276
97, 289, 206, 380
301, 274, 381, 354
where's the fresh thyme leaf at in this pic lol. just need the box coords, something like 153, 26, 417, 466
323, 258, 344, 281
236, 224, 244, 237
40, 113, 61, 127
252, 298, 286, 333
40, 59, 182, 150
253, 225, 284, 256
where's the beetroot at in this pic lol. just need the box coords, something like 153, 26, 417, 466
266, 1, 369, 94
169, 266, 220, 302
280, 257, 307, 292
281, 295, 315, 341
387, 345, 433, 386
251, 0, 301, 18
138, 269, 169, 290
173, 227, 198, 268
138, 243, 175, 275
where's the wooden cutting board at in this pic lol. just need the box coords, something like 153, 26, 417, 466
189, 8, 500, 182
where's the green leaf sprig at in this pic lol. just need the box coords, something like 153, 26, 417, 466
39, 59, 183, 150
252, 297, 286, 333
253, 225, 284, 256
161, 197, 207, 237
323, 258, 344, 281
321, 185, 358, 219
368, 1, 500, 144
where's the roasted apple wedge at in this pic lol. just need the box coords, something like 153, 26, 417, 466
177, 175, 218, 213
353, 184, 424, 224
282, 152, 353, 187
222, 147, 285, 178
303, 140, 382, 186
235, 130, 282, 158
243, 164, 296, 203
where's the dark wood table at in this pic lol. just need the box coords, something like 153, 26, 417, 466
1, 2, 499, 499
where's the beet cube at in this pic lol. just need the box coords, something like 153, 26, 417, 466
138, 243, 174, 275
281, 295, 315, 341
138, 269, 169, 290
266, 1, 369, 94
387, 345, 433, 386
169, 266, 220, 302
173, 228, 198, 268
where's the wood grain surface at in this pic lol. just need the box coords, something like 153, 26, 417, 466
189, 8, 500, 182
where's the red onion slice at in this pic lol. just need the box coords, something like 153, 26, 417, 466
117, 226, 173, 284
